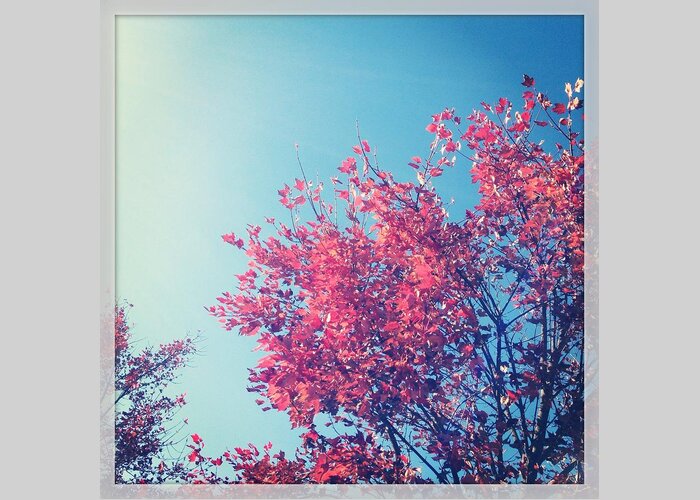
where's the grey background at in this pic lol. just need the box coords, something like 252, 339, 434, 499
1, 0, 695, 498
100, 2, 596, 498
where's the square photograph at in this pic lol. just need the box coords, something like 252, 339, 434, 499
103, 13, 594, 492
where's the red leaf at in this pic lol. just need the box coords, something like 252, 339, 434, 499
414, 262, 435, 289
495, 97, 509, 114
258, 355, 277, 369
339, 157, 356, 174
385, 321, 401, 331
309, 315, 322, 330
273, 391, 291, 411
521, 74, 535, 87
444, 140, 460, 152
552, 103, 567, 114
222, 233, 244, 248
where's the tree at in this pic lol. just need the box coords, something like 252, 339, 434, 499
205, 75, 586, 484
108, 303, 199, 483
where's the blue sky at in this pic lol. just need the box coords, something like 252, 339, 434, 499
115, 15, 583, 462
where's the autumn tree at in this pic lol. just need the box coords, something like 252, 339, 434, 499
208, 75, 586, 484
107, 303, 199, 483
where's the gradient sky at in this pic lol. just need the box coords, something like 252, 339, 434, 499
115, 15, 584, 460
